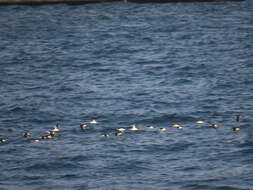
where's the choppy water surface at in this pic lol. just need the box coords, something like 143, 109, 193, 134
0, 1, 253, 190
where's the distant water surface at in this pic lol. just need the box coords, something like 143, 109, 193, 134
0, 1, 253, 190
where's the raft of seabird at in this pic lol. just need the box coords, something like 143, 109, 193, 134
0, 115, 247, 144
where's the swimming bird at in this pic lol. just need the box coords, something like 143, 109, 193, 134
232, 127, 240, 131
101, 133, 110, 137
235, 114, 241, 122
146, 125, 156, 129
172, 123, 183, 129
22, 132, 31, 137
47, 130, 56, 137
0, 138, 7, 142
51, 124, 60, 132
89, 120, 98, 124
159, 127, 167, 132
196, 120, 205, 124
30, 139, 40, 143
116, 128, 126, 132
115, 131, 124, 136
40, 135, 54, 139
129, 124, 139, 131
80, 124, 87, 130
40, 130, 55, 140
40, 135, 47, 140
209, 123, 219, 129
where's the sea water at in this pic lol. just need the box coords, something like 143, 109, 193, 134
0, 1, 253, 189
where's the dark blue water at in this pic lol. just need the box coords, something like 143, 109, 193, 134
0, 1, 253, 189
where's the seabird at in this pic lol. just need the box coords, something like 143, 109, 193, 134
129, 124, 139, 131
159, 127, 167, 132
89, 120, 98, 124
47, 130, 56, 137
41, 135, 54, 139
146, 125, 156, 129
232, 127, 240, 131
116, 128, 126, 132
115, 131, 124, 136
196, 120, 205, 124
22, 132, 31, 137
30, 139, 40, 143
80, 124, 87, 130
40, 131, 55, 139
172, 123, 183, 129
235, 114, 241, 122
209, 123, 219, 129
51, 124, 60, 132
0, 138, 7, 142
101, 133, 110, 137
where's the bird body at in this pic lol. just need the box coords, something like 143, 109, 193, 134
22, 132, 31, 137
232, 127, 240, 131
209, 123, 219, 129
129, 124, 139, 131
52, 124, 60, 132
235, 114, 241, 122
89, 120, 98, 124
146, 125, 156, 129
101, 133, 110, 137
116, 128, 126, 132
172, 123, 183, 129
80, 124, 87, 130
159, 127, 167, 132
0, 138, 7, 142
196, 120, 205, 124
